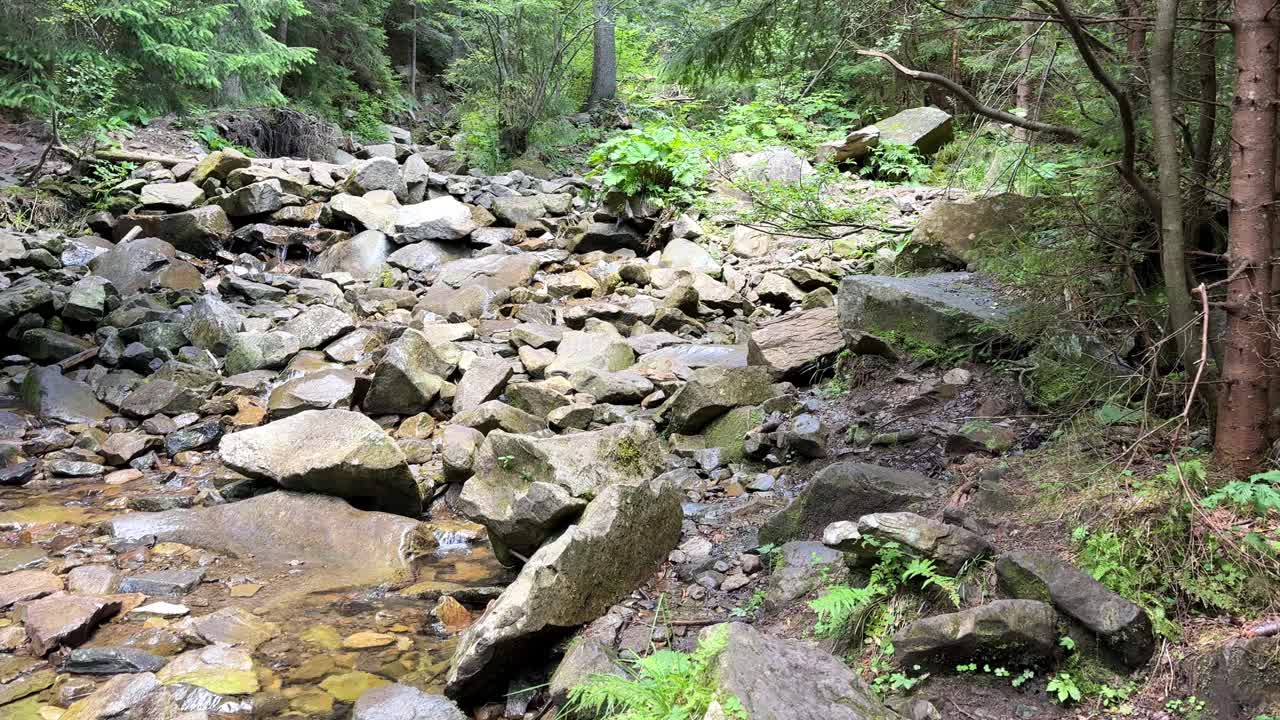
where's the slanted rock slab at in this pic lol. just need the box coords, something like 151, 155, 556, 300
459, 422, 665, 564
445, 476, 682, 701
996, 550, 1154, 669
824, 512, 991, 574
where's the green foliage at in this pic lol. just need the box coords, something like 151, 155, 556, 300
1203, 470, 1280, 517
589, 124, 709, 205
1046, 672, 1082, 705
565, 627, 746, 720
1165, 696, 1207, 720
1068, 458, 1279, 639
729, 590, 766, 618
810, 539, 959, 639
860, 140, 929, 183
1, 0, 313, 137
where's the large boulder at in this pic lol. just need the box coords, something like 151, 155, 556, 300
873, 106, 953, 156
280, 305, 355, 349
218, 409, 421, 515
139, 181, 205, 210
824, 512, 991, 574
996, 551, 1154, 670
414, 253, 541, 320
181, 294, 244, 354
728, 147, 816, 185
904, 193, 1046, 270
363, 329, 448, 414
329, 192, 398, 233
459, 422, 664, 564
310, 230, 392, 280
110, 491, 424, 584
703, 622, 902, 720
113, 206, 232, 257
0, 277, 53, 325
345, 157, 407, 200
837, 272, 1014, 349
747, 306, 843, 380
213, 179, 287, 217
387, 240, 466, 274
759, 463, 944, 545
224, 331, 300, 375
445, 476, 682, 701
659, 237, 721, 277
659, 366, 778, 433
545, 329, 636, 378
891, 600, 1058, 667
1189, 636, 1280, 720
20, 366, 112, 424
89, 237, 202, 295
396, 196, 477, 241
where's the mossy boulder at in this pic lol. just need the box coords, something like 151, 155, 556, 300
458, 422, 665, 565
759, 463, 944, 546
660, 366, 779, 434
891, 600, 1058, 667
701, 405, 763, 462
996, 550, 1154, 670
837, 272, 1016, 350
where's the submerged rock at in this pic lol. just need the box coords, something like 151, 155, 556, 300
218, 410, 421, 515
110, 491, 423, 582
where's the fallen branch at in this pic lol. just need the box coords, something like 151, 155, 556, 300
855, 50, 1083, 142
57, 347, 98, 372
93, 149, 192, 166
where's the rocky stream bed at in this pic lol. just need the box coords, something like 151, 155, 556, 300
0, 120, 1271, 720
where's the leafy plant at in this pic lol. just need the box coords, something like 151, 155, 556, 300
1046, 672, 1082, 704
809, 539, 959, 639
729, 590, 766, 618
566, 626, 746, 720
588, 124, 709, 206
860, 140, 929, 183
1203, 470, 1280, 516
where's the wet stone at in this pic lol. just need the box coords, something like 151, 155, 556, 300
64, 647, 168, 674
119, 568, 205, 596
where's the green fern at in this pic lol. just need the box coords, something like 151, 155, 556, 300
565, 627, 745, 720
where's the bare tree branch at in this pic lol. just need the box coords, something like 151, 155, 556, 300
854, 49, 1083, 142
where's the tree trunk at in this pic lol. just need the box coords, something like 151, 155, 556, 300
585, 0, 617, 110
499, 124, 530, 158
1014, 8, 1036, 142
1150, 0, 1204, 385
1215, 0, 1280, 472
409, 1, 418, 102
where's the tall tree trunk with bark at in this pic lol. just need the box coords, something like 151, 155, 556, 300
1150, 0, 1204, 383
1216, 0, 1280, 472
584, 0, 617, 111
1014, 10, 1036, 142
409, 1, 418, 102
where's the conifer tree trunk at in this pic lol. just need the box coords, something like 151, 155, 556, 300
585, 0, 617, 111
409, 1, 418, 102
1150, 0, 1203, 384
1216, 0, 1279, 471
